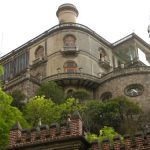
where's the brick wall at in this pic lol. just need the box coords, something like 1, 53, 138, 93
91, 132, 150, 150
8, 111, 86, 149
8, 112, 150, 150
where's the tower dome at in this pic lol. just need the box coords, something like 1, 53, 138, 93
56, 3, 79, 23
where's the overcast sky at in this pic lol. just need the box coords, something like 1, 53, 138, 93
0, 0, 150, 56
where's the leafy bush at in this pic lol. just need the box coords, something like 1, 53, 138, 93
36, 81, 64, 104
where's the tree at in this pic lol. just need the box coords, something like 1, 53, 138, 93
0, 65, 4, 76
0, 65, 4, 87
23, 96, 59, 126
10, 89, 26, 110
82, 96, 142, 134
23, 96, 83, 126
0, 88, 28, 149
72, 89, 91, 102
36, 81, 64, 104
59, 98, 84, 120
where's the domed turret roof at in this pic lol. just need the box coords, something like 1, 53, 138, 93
56, 3, 79, 17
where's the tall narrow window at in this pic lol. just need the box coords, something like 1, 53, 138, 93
2, 51, 28, 80
64, 61, 77, 73
99, 47, 108, 61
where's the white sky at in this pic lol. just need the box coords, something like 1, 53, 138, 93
0, 0, 150, 56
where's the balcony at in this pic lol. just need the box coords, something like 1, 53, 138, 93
99, 59, 111, 69
42, 72, 100, 89
61, 45, 78, 55
32, 56, 47, 66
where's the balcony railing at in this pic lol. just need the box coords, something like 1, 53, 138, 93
32, 56, 47, 66
61, 46, 78, 54
3, 65, 150, 90
99, 66, 150, 84
43, 72, 100, 83
99, 59, 111, 69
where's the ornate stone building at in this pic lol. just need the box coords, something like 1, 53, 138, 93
1, 3, 150, 111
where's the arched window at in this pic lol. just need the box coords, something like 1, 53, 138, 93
64, 60, 77, 73
99, 47, 107, 61
35, 46, 44, 59
100, 92, 112, 101
63, 34, 76, 47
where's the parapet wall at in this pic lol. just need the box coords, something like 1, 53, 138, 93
8, 112, 150, 150
9, 112, 83, 149
92, 132, 150, 150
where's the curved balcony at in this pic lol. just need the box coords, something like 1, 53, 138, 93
99, 66, 150, 84
4, 66, 150, 91
42, 72, 100, 89
61, 45, 79, 55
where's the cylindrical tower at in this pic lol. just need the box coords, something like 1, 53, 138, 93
56, 3, 79, 23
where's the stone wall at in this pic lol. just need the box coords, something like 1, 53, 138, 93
96, 67, 150, 111
4, 71, 40, 99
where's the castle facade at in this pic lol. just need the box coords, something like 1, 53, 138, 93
1, 3, 150, 111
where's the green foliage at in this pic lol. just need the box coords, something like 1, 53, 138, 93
10, 89, 26, 110
99, 126, 121, 143
59, 98, 84, 120
36, 81, 64, 104
0, 65, 4, 76
23, 96, 83, 126
72, 89, 91, 102
86, 126, 122, 144
0, 88, 28, 149
0, 65, 4, 87
81, 100, 103, 133
82, 96, 142, 134
0, 118, 9, 149
24, 96, 59, 126
86, 133, 98, 143
111, 96, 141, 119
